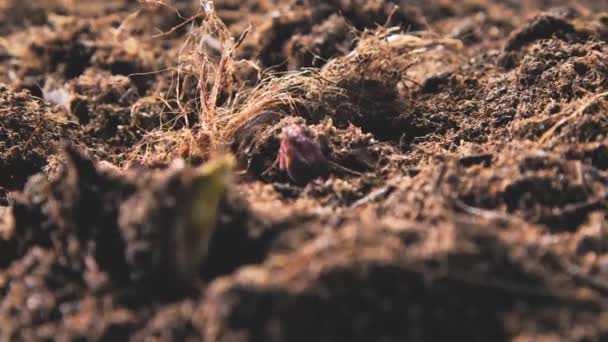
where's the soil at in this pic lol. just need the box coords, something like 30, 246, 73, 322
2, 0, 608, 341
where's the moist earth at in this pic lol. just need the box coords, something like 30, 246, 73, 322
2, 0, 608, 341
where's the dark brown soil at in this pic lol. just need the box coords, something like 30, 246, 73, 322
2, 0, 608, 341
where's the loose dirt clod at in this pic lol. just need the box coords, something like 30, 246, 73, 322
0, 87, 82, 189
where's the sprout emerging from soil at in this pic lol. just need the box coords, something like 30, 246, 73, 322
119, 154, 236, 286
278, 125, 328, 184
174, 154, 235, 280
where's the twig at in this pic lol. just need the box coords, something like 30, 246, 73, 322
452, 199, 524, 224
350, 186, 395, 208
562, 261, 608, 296
538, 91, 608, 145
329, 161, 364, 177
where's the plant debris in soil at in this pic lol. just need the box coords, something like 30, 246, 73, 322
3, 0, 608, 341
